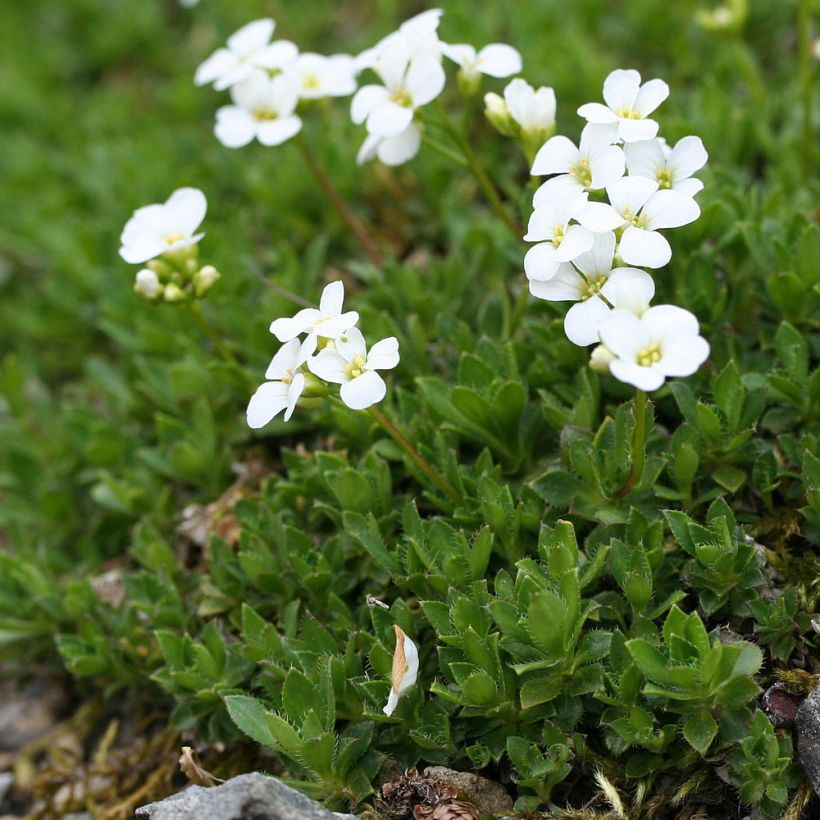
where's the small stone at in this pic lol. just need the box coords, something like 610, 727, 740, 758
422, 767, 513, 815
136, 772, 356, 820
796, 682, 820, 796
762, 683, 804, 728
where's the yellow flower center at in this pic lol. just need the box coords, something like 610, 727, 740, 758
552, 224, 565, 246
346, 355, 366, 379
657, 169, 673, 189
636, 342, 662, 367
621, 206, 650, 229
163, 233, 183, 245
253, 108, 280, 122
616, 107, 640, 119
569, 159, 592, 188
582, 276, 608, 300
390, 88, 414, 108
302, 73, 321, 90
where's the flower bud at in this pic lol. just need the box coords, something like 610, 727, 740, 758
134, 269, 163, 300
193, 265, 221, 297
589, 344, 616, 374
484, 92, 515, 136
695, 0, 747, 32
163, 283, 187, 303
457, 67, 481, 97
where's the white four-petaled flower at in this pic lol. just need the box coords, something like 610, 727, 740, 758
598, 305, 710, 391
383, 625, 419, 717
119, 187, 207, 264
440, 42, 522, 80
577, 176, 700, 268
577, 68, 669, 143
624, 136, 708, 197
215, 72, 302, 148
195, 19, 298, 91
285, 53, 358, 100
308, 326, 399, 410
504, 78, 556, 138
246, 338, 311, 428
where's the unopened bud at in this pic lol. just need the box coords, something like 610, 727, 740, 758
163, 283, 186, 303
134, 269, 162, 300
457, 67, 481, 97
589, 344, 616, 374
484, 92, 515, 137
193, 265, 221, 297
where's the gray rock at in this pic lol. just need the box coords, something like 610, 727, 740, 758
136, 772, 357, 820
423, 766, 513, 815
796, 682, 820, 797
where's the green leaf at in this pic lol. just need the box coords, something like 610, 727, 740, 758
683, 712, 718, 754
343, 511, 400, 575
224, 695, 278, 749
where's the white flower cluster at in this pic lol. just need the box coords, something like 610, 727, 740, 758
247, 281, 400, 428
524, 69, 710, 392
119, 187, 219, 302
352, 9, 521, 166
195, 18, 358, 148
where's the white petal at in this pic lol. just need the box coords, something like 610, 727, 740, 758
366, 337, 400, 371
230, 70, 271, 109
524, 243, 560, 281
399, 635, 419, 691
319, 281, 345, 316
607, 176, 659, 217
602, 68, 641, 111
564, 298, 612, 346
532, 176, 584, 209
351, 85, 390, 124
265, 338, 302, 380
503, 78, 532, 125
554, 224, 594, 262
531, 135, 579, 176
618, 226, 671, 268
377, 124, 422, 165
195, 49, 236, 86
215, 106, 257, 148
367, 100, 414, 137
610, 360, 666, 391
246, 381, 289, 429
269, 74, 299, 115
308, 349, 349, 384
314, 312, 360, 339
283, 373, 305, 421
576, 201, 625, 233
405, 54, 446, 106
598, 309, 647, 360
383, 688, 400, 716
257, 116, 302, 146
633, 78, 669, 117
165, 188, 207, 237
255, 40, 299, 70
668, 135, 708, 178
357, 133, 381, 165
270, 309, 318, 341
334, 326, 367, 362
642, 304, 700, 342
573, 231, 617, 277
624, 138, 666, 180
579, 122, 620, 152
119, 237, 166, 265
577, 102, 619, 124
659, 335, 710, 377
227, 19, 275, 55
675, 178, 704, 197
618, 117, 659, 143
589, 145, 625, 189
341, 370, 386, 409
603, 267, 656, 312
642, 190, 700, 230
440, 42, 475, 68
476, 43, 522, 78
527, 261, 584, 298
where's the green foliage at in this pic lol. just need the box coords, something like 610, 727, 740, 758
0, 1, 817, 818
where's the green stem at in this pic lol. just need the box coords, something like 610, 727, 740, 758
615, 389, 648, 499
421, 134, 469, 167
188, 302, 240, 367
295, 133, 385, 268
434, 101, 524, 240
798, 0, 814, 176
368, 406, 462, 506
507, 282, 530, 337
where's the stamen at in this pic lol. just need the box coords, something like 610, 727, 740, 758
636, 342, 662, 367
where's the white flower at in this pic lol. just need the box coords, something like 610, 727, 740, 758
504, 78, 556, 138
215, 72, 302, 148
134, 269, 162, 299
577, 177, 700, 268
598, 305, 710, 391
246, 338, 311, 428
356, 9, 443, 73
524, 192, 594, 282
357, 123, 422, 166
624, 136, 708, 197
532, 123, 624, 204
527, 232, 655, 346
194, 18, 298, 91
308, 327, 399, 410
351, 51, 445, 137
285, 53, 357, 100
383, 625, 419, 717
440, 42, 522, 80
119, 187, 207, 265
269, 281, 359, 355
577, 68, 669, 143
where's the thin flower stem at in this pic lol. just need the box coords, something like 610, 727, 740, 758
434, 101, 524, 240
421, 134, 469, 167
295, 133, 385, 268
615, 389, 648, 499
798, 0, 814, 175
188, 302, 240, 367
507, 282, 530, 337
368, 406, 462, 506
